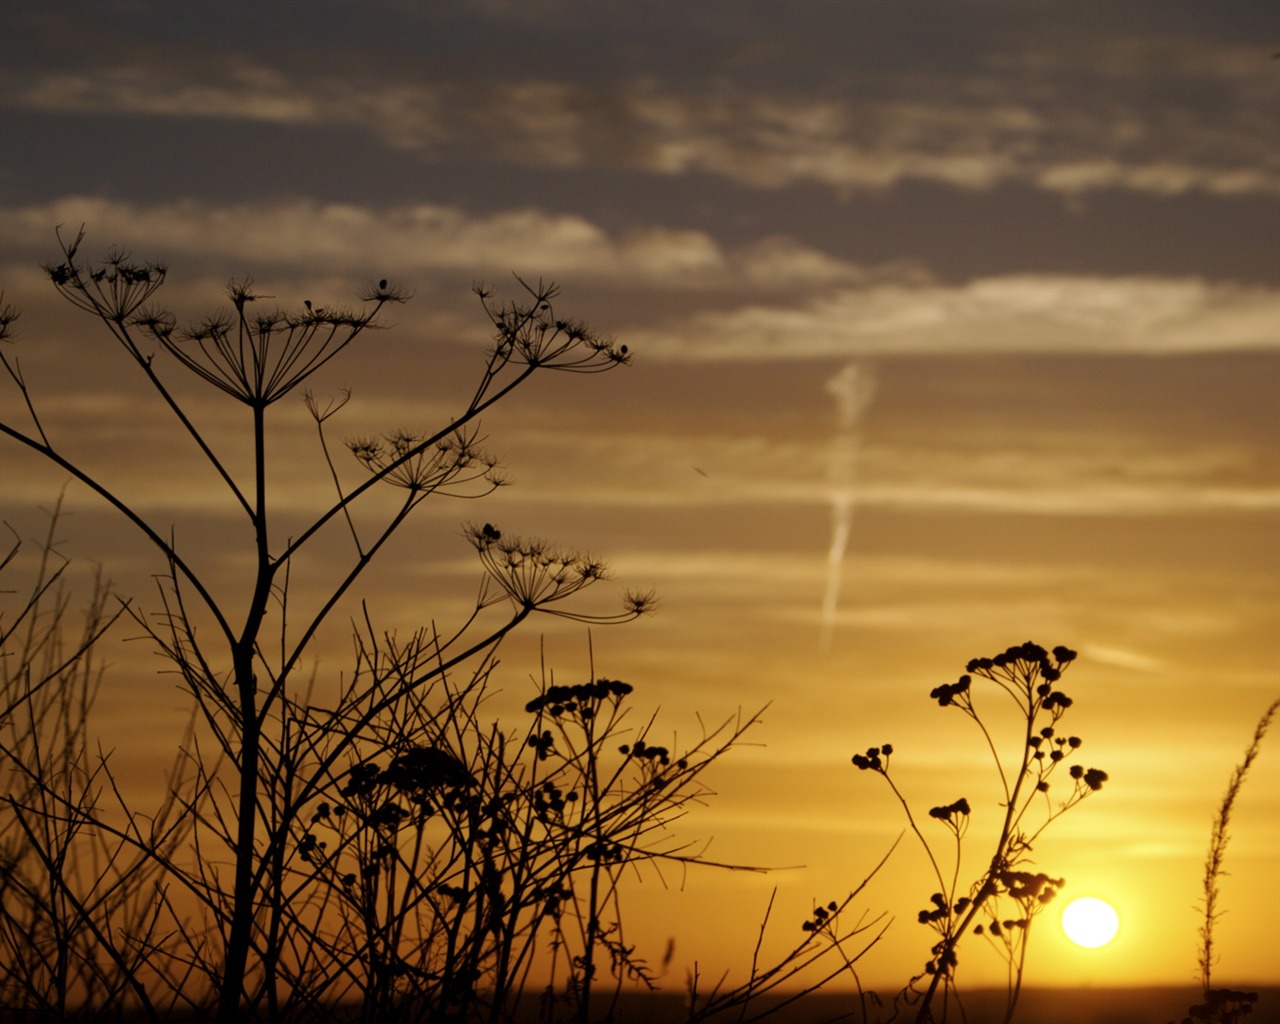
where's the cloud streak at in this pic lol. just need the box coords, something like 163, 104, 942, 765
0, 197, 871, 293
447, 427, 1280, 519
819, 364, 876, 651
629, 276, 1280, 358
5, 198, 1274, 361
9, 36, 1277, 200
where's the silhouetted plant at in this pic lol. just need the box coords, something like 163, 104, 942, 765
681, 850, 896, 1024
0, 499, 198, 1022
1169, 697, 1277, 1024
853, 642, 1108, 1024
2, 232, 1126, 1024
0, 229, 652, 1021
5, 230, 879, 1024
260, 618, 773, 1024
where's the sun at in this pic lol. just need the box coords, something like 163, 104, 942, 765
1061, 896, 1120, 948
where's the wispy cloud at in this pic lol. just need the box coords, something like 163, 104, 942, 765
0, 197, 871, 292
456, 427, 1280, 519
9, 36, 1276, 200
18, 65, 327, 124
1084, 644, 1169, 674
819, 364, 876, 650
628, 276, 1280, 358
6, 199, 1275, 361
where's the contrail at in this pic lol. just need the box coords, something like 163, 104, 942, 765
819, 362, 876, 652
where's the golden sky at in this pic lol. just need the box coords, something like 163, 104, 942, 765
1, 0, 1277, 995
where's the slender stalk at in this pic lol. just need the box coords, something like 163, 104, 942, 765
217, 402, 274, 1024
1197, 696, 1279, 994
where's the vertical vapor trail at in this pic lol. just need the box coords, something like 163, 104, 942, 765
819, 362, 876, 652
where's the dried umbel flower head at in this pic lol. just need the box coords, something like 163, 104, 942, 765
927, 642, 1081, 727
0, 293, 19, 343
470, 526, 606, 607
1069, 763, 1109, 792
996, 869, 1065, 906
380, 744, 475, 794
800, 900, 841, 933
348, 426, 505, 495
525, 678, 634, 719
151, 277, 403, 405
44, 228, 168, 325
476, 276, 629, 373
928, 797, 971, 825
851, 743, 893, 773
466, 522, 651, 623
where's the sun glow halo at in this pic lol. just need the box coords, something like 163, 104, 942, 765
1061, 896, 1120, 949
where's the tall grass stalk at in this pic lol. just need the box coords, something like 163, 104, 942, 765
1174, 696, 1279, 1024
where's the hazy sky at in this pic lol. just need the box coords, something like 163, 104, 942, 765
2, 0, 1278, 994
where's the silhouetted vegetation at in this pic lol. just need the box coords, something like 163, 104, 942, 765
5, 232, 1269, 1024
1168, 698, 1277, 1024
0, 498, 195, 1018
0, 233, 889, 1022
853, 642, 1107, 1023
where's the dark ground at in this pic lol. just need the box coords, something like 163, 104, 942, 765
3, 986, 1272, 1022
600, 986, 1280, 1024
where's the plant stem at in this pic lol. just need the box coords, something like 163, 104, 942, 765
217, 403, 274, 1023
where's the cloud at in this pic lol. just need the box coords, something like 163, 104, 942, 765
0, 197, 869, 293
629, 275, 1280, 359
9, 43, 1277, 199
467, 426, 1280, 520
1083, 644, 1169, 674
0, 197, 614, 276
1035, 160, 1278, 198
18, 65, 326, 124
7, 197, 1272, 372
14, 200, 1265, 361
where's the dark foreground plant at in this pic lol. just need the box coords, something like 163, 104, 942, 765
1169, 696, 1277, 1024
0, 231, 889, 1023
285, 646, 772, 1024
0, 500, 197, 1021
0, 230, 653, 1021
681, 848, 896, 1024
853, 642, 1108, 1024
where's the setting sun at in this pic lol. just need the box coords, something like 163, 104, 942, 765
1062, 897, 1121, 949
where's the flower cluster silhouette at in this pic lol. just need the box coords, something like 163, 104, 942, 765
853, 642, 1108, 1023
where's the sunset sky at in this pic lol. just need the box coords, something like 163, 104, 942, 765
2, 0, 1278, 996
